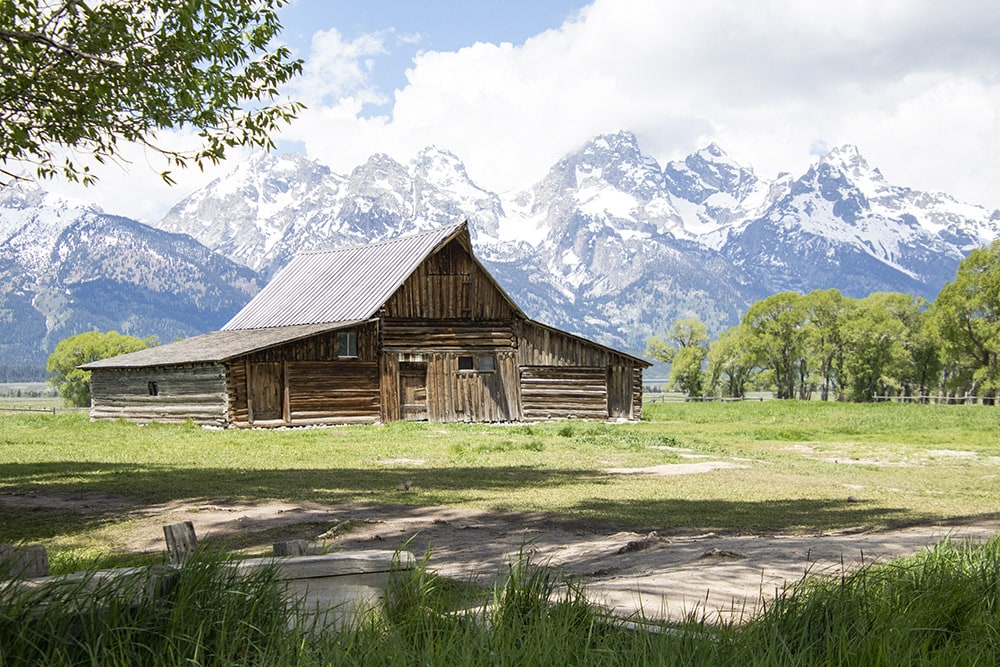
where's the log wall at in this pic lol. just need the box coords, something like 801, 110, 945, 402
286, 361, 380, 425
519, 366, 609, 420
89, 365, 229, 425
381, 319, 515, 351
516, 321, 646, 421
519, 321, 626, 367
227, 322, 381, 427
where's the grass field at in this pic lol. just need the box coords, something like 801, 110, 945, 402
1, 401, 999, 561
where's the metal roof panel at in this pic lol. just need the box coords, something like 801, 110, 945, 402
222, 222, 467, 330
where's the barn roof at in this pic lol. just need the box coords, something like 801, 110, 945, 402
80, 321, 364, 369
221, 221, 520, 330
81, 221, 649, 370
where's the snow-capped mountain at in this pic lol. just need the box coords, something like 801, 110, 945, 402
152, 131, 1000, 353
481, 132, 764, 347
158, 148, 506, 277
0, 184, 261, 372
5, 130, 999, 374
721, 145, 1000, 298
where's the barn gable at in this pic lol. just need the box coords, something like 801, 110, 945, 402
84, 221, 649, 426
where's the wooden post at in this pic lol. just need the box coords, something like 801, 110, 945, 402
163, 521, 198, 565
0, 544, 49, 578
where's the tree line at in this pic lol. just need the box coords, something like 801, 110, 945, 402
647, 240, 1000, 403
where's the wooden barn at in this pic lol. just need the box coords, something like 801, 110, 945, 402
82, 222, 650, 427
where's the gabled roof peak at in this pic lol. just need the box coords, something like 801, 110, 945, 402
222, 221, 478, 330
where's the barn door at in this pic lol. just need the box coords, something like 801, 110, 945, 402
398, 362, 428, 421
248, 362, 284, 423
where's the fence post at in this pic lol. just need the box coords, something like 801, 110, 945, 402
163, 521, 198, 565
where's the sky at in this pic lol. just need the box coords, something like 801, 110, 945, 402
41, 0, 1000, 222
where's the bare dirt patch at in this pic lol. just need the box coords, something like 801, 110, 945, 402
4, 489, 996, 623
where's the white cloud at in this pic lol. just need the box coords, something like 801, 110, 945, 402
291, 28, 387, 106
288, 0, 1000, 210
39, 0, 1000, 218
35, 131, 252, 223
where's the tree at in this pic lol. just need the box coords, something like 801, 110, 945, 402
669, 345, 707, 397
907, 309, 943, 401
47, 331, 155, 406
933, 240, 1000, 403
706, 325, 754, 398
741, 292, 806, 399
840, 293, 921, 401
800, 289, 850, 401
646, 318, 709, 397
1, 0, 303, 185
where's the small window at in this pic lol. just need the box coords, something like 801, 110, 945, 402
458, 356, 474, 371
337, 331, 358, 358
477, 355, 495, 372
147, 381, 159, 396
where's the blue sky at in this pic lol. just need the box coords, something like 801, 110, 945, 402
43, 0, 1000, 222
279, 0, 588, 113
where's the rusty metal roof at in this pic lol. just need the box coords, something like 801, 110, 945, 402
81, 321, 363, 369
222, 222, 469, 330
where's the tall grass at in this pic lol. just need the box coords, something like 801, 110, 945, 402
2, 536, 999, 664
724, 534, 1000, 664
0, 552, 312, 666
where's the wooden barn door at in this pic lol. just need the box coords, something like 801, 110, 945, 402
248, 362, 284, 424
398, 362, 428, 421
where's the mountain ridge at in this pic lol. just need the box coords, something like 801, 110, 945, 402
3, 131, 998, 375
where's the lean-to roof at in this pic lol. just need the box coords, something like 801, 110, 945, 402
80, 321, 363, 369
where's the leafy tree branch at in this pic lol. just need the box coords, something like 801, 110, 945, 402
0, 0, 304, 186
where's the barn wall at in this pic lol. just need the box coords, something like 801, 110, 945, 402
379, 320, 520, 422
607, 365, 636, 419
632, 367, 644, 420
286, 361, 380, 425
519, 366, 608, 421
383, 239, 517, 321
516, 321, 646, 421
89, 364, 228, 425
227, 322, 381, 427
426, 350, 519, 422
381, 319, 515, 351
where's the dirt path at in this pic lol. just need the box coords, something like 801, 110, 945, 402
9, 491, 992, 623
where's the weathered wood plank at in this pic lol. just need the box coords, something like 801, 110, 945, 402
163, 522, 198, 565
520, 365, 609, 420
0, 544, 49, 579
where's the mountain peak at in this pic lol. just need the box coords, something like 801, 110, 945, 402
663, 143, 757, 204
588, 130, 640, 150
819, 144, 873, 174
0, 181, 101, 215
410, 145, 474, 186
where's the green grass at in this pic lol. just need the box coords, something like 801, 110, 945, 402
5, 536, 999, 665
1, 401, 999, 564
726, 534, 1000, 664
0, 552, 316, 666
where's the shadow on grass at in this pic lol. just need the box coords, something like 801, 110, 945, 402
568, 497, 958, 534
2, 461, 995, 546
0, 460, 608, 543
